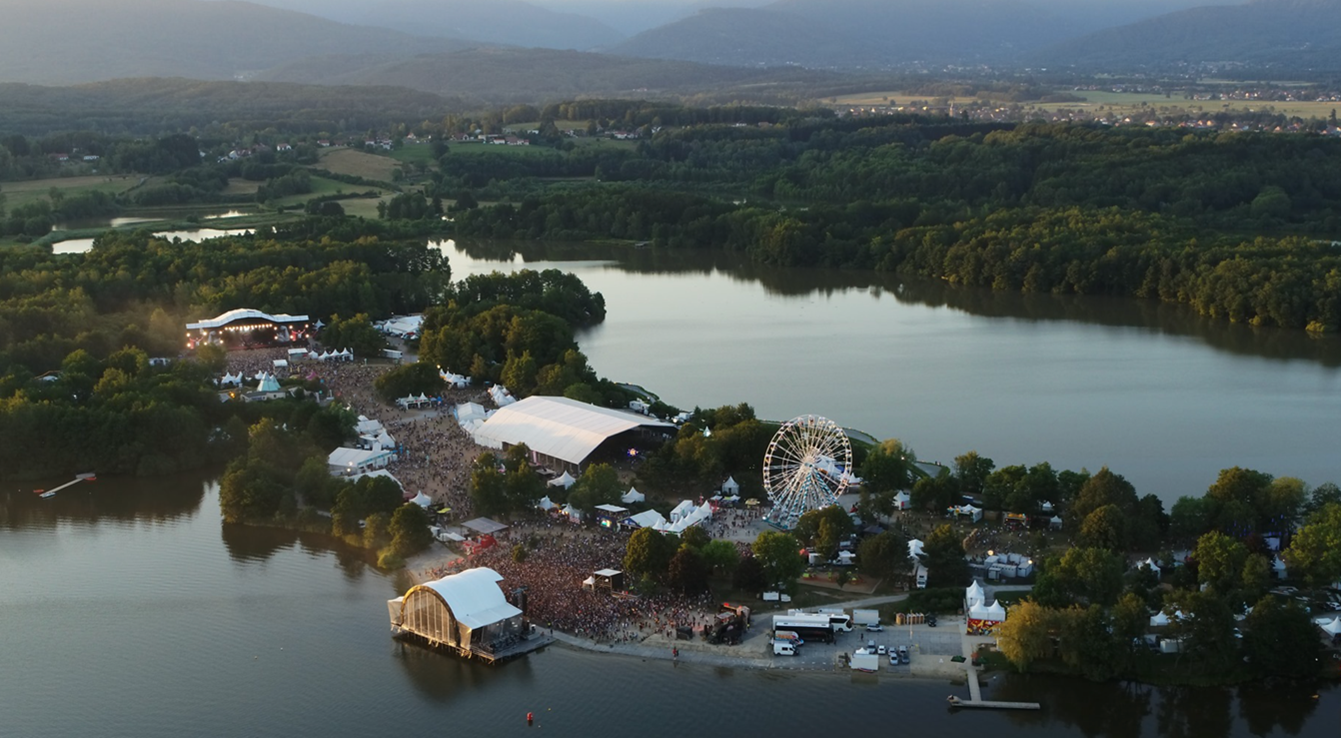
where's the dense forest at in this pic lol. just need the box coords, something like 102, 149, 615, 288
438, 117, 1341, 331
0, 219, 449, 477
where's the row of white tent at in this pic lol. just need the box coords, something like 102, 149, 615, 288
311, 348, 355, 362
396, 393, 435, 409
439, 369, 471, 389
964, 582, 1007, 624
489, 385, 517, 407
455, 402, 495, 434
534, 493, 713, 534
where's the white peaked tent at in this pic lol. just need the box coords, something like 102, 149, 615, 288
1040, 500, 1054, 513
536, 496, 555, 511
621, 487, 645, 504
1140, 557, 1162, 578
1272, 556, 1288, 576
410, 491, 433, 509
257, 374, 281, 392
1318, 617, 1341, 637
1149, 611, 1171, 627
1049, 515, 1063, 530
722, 476, 740, 494
561, 504, 583, 523
965, 581, 986, 609
549, 471, 577, 489
670, 500, 696, 524
893, 491, 911, 510
627, 510, 666, 529
984, 600, 1006, 622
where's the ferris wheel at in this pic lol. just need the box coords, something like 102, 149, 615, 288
763, 415, 853, 530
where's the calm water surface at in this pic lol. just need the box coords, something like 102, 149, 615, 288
1, 477, 1335, 738
440, 241, 1341, 505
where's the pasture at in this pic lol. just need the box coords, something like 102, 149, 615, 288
315, 148, 401, 182
2, 174, 148, 211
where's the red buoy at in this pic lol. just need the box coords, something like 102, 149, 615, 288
527, 712, 534, 726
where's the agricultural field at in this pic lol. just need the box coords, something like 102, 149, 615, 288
387, 144, 438, 165
832, 88, 1341, 120
2, 174, 149, 211
314, 147, 401, 182
269, 175, 389, 209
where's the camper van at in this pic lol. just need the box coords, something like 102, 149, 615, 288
773, 641, 797, 656
773, 630, 804, 645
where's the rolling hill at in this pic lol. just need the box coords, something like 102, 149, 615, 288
253, 47, 846, 105
0, 0, 473, 85
1034, 0, 1341, 71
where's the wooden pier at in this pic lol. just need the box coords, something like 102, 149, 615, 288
950, 634, 1041, 711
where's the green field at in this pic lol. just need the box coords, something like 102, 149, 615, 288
387, 145, 438, 165
2, 175, 151, 212
270, 176, 389, 208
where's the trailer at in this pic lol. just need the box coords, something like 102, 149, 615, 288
850, 652, 880, 672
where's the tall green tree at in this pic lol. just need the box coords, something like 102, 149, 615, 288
624, 527, 675, 580
752, 530, 806, 592
922, 524, 970, 588
859, 438, 917, 493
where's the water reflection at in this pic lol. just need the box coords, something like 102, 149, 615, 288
393, 638, 534, 704
448, 239, 1341, 367
0, 473, 205, 530
1237, 681, 1324, 736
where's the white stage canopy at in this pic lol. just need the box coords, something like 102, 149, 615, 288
420, 568, 522, 630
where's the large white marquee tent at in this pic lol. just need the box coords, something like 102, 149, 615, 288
472, 395, 673, 471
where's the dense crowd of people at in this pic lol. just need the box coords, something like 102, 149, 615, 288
462, 519, 720, 643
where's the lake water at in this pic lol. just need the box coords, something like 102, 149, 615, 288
437, 240, 1341, 506
51, 227, 254, 254
2, 477, 1335, 738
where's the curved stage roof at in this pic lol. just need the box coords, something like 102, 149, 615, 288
186, 308, 310, 331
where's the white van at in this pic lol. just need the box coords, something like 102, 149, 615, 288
773, 641, 797, 656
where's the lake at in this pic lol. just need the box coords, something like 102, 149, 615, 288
438, 240, 1341, 506
1, 477, 1335, 738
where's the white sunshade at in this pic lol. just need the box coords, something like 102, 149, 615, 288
473, 395, 673, 467
420, 567, 522, 630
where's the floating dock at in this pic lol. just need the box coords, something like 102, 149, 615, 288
34, 473, 96, 498
947, 696, 1042, 710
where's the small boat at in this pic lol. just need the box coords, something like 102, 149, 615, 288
36, 490, 55, 499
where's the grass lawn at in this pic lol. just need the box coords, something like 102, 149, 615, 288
3, 174, 148, 211
222, 179, 262, 196
316, 148, 401, 181
339, 197, 387, 219
270, 176, 387, 208
387, 145, 438, 165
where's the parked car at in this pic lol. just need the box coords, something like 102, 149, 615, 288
877, 645, 888, 655
898, 646, 910, 664
866, 623, 884, 632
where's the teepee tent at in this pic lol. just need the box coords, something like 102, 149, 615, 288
722, 476, 740, 494
549, 471, 576, 489
1319, 617, 1341, 637
410, 491, 433, 508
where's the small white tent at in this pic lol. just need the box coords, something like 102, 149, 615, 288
1149, 611, 1171, 627
722, 476, 740, 494
410, 491, 433, 509
1140, 557, 1162, 579
1318, 617, 1341, 637
984, 600, 1006, 622
669, 499, 696, 523
893, 491, 911, 510
621, 487, 645, 504
536, 496, 555, 511
549, 471, 576, 489
965, 581, 986, 609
